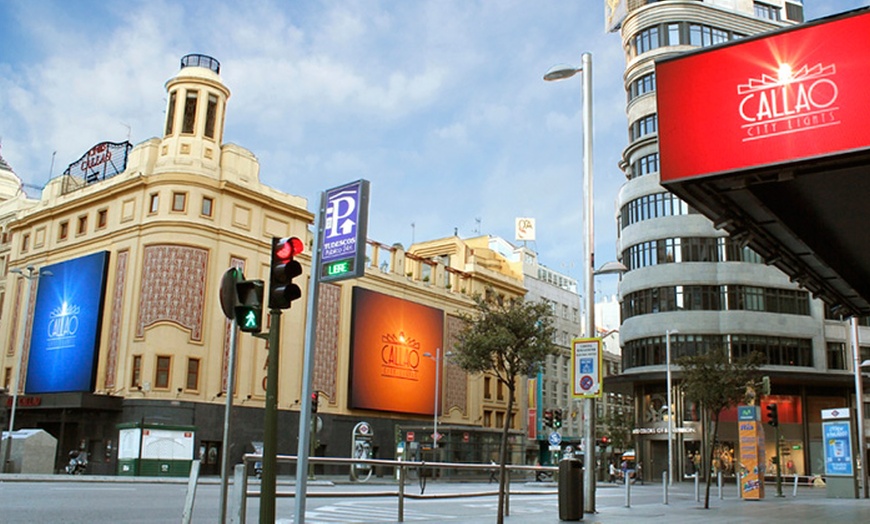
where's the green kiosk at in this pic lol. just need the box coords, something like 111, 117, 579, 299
117, 422, 196, 477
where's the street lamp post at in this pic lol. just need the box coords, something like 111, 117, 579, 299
851, 318, 869, 498
666, 329, 679, 486
544, 51, 595, 514
423, 348, 445, 449
3, 266, 51, 473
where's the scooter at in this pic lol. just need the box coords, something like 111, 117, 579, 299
66, 450, 88, 475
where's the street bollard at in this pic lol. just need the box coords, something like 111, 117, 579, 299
663, 471, 668, 505
737, 471, 743, 500
793, 473, 799, 497
625, 469, 631, 508
694, 472, 700, 502
718, 470, 723, 500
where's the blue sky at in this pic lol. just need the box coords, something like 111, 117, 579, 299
1, 0, 866, 298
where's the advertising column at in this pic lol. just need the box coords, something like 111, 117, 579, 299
737, 405, 765, 500
821, 408, 858, 498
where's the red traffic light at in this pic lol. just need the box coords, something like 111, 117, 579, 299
311, 391, 319, 413
270, 236, 304, 309
275, 236, 304, 260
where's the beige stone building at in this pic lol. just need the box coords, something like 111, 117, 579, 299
0, 55, 531, 475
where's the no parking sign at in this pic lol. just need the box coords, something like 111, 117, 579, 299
571, 338, 602, 399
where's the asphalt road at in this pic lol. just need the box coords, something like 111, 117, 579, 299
1, 475, 868, 523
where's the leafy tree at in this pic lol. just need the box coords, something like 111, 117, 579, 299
676, 347, 763, 508
451, 292, 558, 524
602, 408, 633, 455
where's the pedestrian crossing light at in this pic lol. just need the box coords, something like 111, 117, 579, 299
311, 391, 319, 413
553, 409, 563, 428
235, 280, 264, 333
234, 279, 264, 333
269, 236, 304, 310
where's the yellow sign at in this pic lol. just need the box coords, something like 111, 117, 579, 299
738, 405, 766, 499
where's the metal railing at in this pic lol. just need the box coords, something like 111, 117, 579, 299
231, 454, 558, 523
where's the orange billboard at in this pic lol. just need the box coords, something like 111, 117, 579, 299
349, 287, 444, 415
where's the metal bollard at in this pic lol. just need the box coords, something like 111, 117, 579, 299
718, 470, 723, 499
663, 471, 669, 505
694, 472, 700, 502
737, 471, 743, 500
793, 473, 799, 497
625, 469, 631, 507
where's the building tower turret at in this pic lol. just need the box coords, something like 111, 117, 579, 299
155, 54, 230, 176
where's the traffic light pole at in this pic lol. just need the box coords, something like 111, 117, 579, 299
259, 309, 281, 524
774, 423, 783, 497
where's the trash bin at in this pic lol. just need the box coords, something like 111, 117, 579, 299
558, 455, 584, 521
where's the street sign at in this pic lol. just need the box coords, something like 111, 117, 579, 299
548, 432, 562, 446
319, 179, 370, 283
571, 338, 602, 399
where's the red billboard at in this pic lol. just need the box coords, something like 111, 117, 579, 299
657, 10, 870, 183
349, 287, 444, 415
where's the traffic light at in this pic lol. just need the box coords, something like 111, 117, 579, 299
269, 236, 304, 309
311, 391, 319, 413
766, 403, 779, 427
543, 409, 553, 428
553, 409, 563, 428
600, 436, 609, 447
234, 279, 264, 333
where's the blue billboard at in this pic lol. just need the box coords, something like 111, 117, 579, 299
25, 251, 110, 394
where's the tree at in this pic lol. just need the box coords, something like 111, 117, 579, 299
451, 292, 558, 524
676, 347, 763, 508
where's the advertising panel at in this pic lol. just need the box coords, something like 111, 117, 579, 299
737, 405, 765, 500
822, 419, 854, 476
657, 11, 870, 183
25, 251, 110, 394
348, 288, 444, 415
319, 179, 370, 282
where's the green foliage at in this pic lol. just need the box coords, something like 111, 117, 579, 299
450, 291, 557, 524
676, 348, 763, 418
676, 347, 763, 508
451, 294, 558, 386
601, 408, 633, 453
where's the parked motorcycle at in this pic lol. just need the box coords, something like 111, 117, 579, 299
66, 450, 88, 475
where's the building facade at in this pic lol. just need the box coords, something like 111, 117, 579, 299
0, 55, 527, 475
609, 0, 869, 480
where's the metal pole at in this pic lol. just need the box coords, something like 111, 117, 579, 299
666, 330, 674, 487
3, 267, 39, 473
433, 347, 440, 449
663, 470, 668, 505
851, 317, 868, 498
219, 319, 239, 523
259, 309, 281, 523
579, 50, 596, 515
294, 197, 324, 524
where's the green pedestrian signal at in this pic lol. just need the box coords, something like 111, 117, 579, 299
234, 279, 264, 333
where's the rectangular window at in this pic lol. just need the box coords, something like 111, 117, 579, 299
484, 376, 492, 399
182, 90, 198, 134
3, 366, 11, 391
201, 196, 214, 217
172, 192, 187, 212
59, 221, 69, 241
668, 23, 680, 46
155, 356, 171, 389
22, 233, 30, 252
186, 358, 200, 390
77, 215, 88, 235
131, 355, 142, 388
205, 94, 218, 139
826, 342, 847, 370
149, 193, 159, 214
165, 91, 177, 135
97, 209, 108, 229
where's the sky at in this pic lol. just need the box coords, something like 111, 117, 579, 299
1, 0, 867, 299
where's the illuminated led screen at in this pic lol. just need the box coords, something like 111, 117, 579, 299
25, 251, 110, 394
657, 11, 870, 183
348, 287, 444, 415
